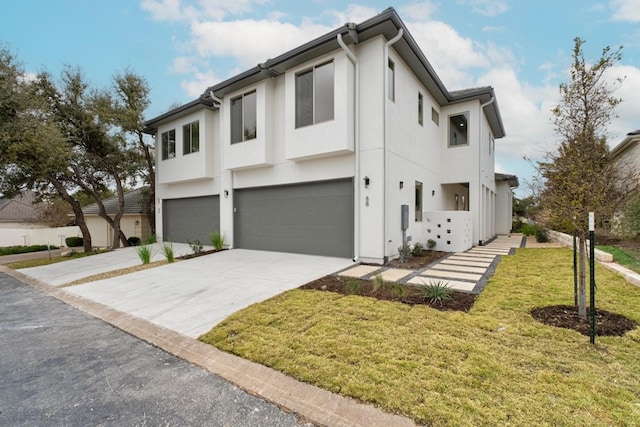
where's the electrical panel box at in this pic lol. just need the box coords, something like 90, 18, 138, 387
401, 204, 409, 231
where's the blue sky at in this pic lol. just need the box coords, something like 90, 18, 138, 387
2, 0, 639, 197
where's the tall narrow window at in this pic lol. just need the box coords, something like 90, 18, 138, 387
231, 91, 257, 143
295, 61, 334, 128
415, 181, 423, 222
183, 120, 199, 154
418, 92, 424, 126
388, 59, 395, 101
455, 193, 459, 211
161, 129, 175, 160
449, 113, 469, 146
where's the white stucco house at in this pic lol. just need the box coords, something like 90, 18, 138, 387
144, 8, 518, 264
612, 129, 640, 178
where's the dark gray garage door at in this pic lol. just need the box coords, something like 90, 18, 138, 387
234, 179, 353, 258
163, 196, 220, 244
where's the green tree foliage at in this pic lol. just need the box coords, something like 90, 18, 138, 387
619, 194, 640, 236
536, 37, 637, 319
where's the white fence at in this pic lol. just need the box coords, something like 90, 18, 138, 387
0, 226, 81, 247
423, 211, 473, 253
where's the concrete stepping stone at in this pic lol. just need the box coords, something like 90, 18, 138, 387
407, 276, 476, 292
456, 252, 496, 259
338, 265, 381, 278
378, 268, 413, 282
441, 258, 492, 267
431, 264, 487, 274
419, 269, 483, 281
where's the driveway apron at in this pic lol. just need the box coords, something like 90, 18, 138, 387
55, 249, 354, 338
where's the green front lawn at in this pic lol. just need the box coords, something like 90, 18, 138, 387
200, 248, 640, 426
6, 250, 108, 269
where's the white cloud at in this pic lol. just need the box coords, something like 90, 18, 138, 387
324, 4, 380, 26
141, 0, 196, 22
458, 0, 509, 17
399, 1, 437, 21
606, 64, 640, 142
190, 19, 330, 68
406, 20, 491, 88
610, 0, 640, 22
180, 69, 221, 97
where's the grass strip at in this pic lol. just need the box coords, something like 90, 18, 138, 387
597, 245, 640, 274
200, 248, 640, 426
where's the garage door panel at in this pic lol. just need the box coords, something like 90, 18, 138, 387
234, 179, 353, 258
163, 196, 220, 244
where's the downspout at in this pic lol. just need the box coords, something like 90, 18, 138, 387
210, 91, 232, 247
337, 28, 360, 262
478, 96, 494, 245
383, 28, 403, 261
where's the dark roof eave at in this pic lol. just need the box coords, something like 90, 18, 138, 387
143, 98, 214, 134
495, 173, 519, 188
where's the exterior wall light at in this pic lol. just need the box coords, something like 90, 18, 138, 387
224, 190, 229, 198
364, 176, 370, 188
399, 181, 404, 189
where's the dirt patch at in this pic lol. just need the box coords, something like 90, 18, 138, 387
531, 305, 637, 336
300, 275, 476, 312
384, 250, 450, 269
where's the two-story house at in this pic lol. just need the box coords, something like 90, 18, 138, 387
144, 7, 517, 264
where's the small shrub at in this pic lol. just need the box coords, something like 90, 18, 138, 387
210, 232, 225, 250
161, 242, 175, 263
347, 279, 361, 295
411, 242, 424, 257
144, 234, 157, 244
421, 280, 453, 305
394, 283, 406, 296
522, 223, 538, 237
65, 236, 83, 247
535, 227, 549, 243
127, 236, 141, 246
512, 220, 524, 233
188, 239, 203, 256
372, 274, 384, 292
136, 245, 153, 264
427, 239, 436, 250
398, 244, 412, 263
0, 245, 58, 255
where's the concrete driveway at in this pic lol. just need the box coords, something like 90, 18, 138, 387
21, 247, 354, 338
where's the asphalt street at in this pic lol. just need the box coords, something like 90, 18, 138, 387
0, 272, 309, 426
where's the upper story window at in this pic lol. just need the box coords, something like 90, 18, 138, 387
183, 121, 199, 154
388, 59, 395, 102
431, 107, 439, 126
449, 113, 469, 147
418, 92, 424, 126
295, 61, 334, 128
231, 91, 257, 143
161, 129, 176, 160
415, 181, 423, 222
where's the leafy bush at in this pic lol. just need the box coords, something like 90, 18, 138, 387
161, 242, 175, 263
144, 234, 157, 244
65, 236, 83, 247
188, 240, 203, 256
0, 245, 58, 255
427, 239, 436, 250
127, 236, 141, 246
511, 220, 524, 233
421, 280, 453, 305
398, 244, 412, 263
210, 232, 225, 250
136, 245, 153, 264
411, 242, 424, 257
521, 223, 538, 236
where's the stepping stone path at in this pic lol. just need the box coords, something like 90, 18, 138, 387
338, 235, 523, 294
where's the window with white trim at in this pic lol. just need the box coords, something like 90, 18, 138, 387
161, 129, 175, 160
231, 91, 257, 143
182, 120, 199, 154
295, 61, 334, 128
388, 59, 395, 101
415, 181, 423, 222
418, 92, 424, 126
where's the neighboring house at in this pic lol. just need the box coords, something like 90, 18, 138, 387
0, 191, 48, 229
81, 188, 151, 248
144, 8, 518, 264
612, 129, 640, 179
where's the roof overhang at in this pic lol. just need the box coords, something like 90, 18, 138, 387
495, 173, 519, 188
611, 129, 640, 159
145, 7, 506, 139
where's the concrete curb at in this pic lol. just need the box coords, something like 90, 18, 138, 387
0, 265, 416, 427
599, 262, 640, 287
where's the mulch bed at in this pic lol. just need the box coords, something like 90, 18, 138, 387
385, 250, 450, 269
177, 248, 226, 260
531, 305, 637, 336
300, 275, 476, 312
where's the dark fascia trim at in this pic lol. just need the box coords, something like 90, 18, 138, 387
149, 7, 505, 138
143, 98, 214, 135
495, 173, 519, 188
